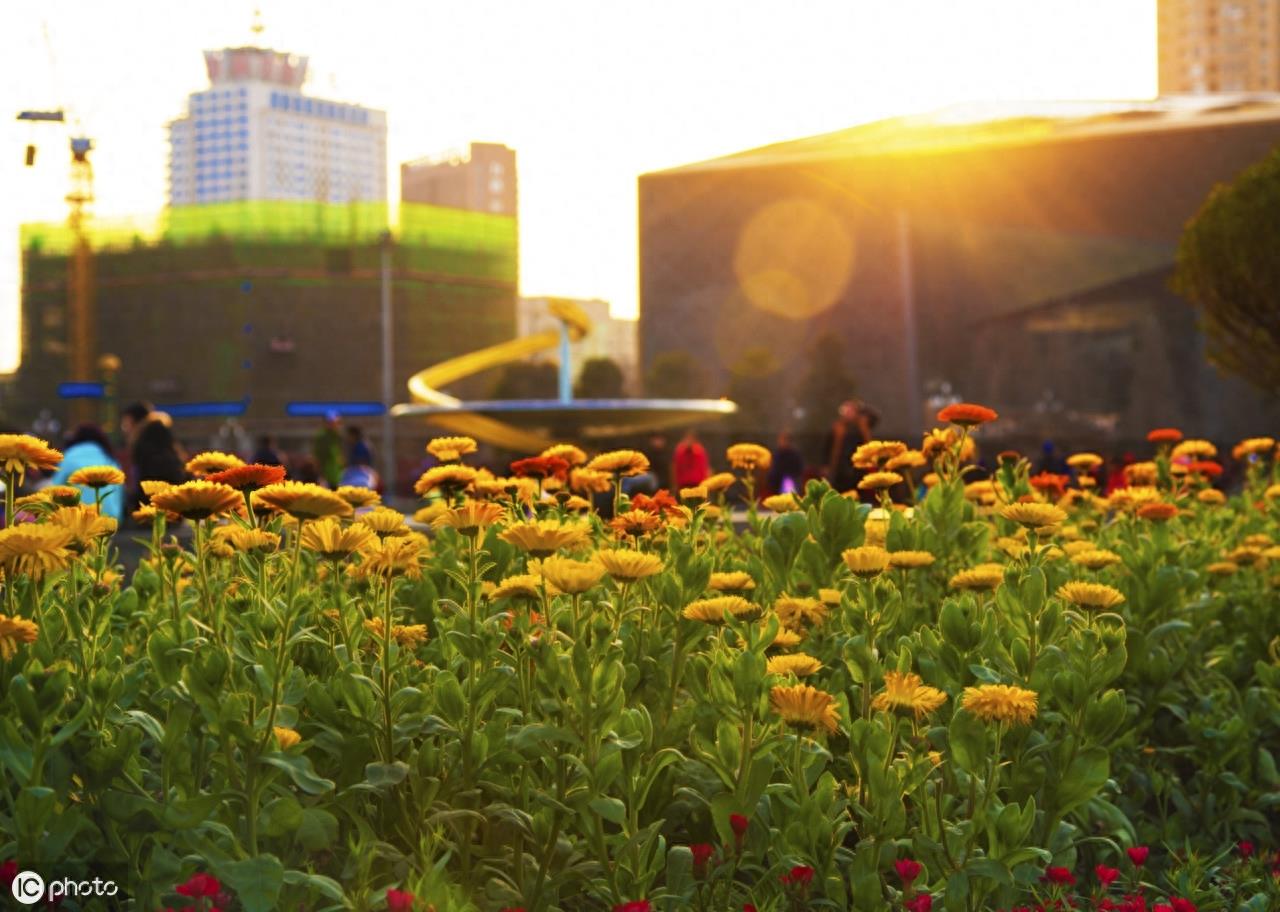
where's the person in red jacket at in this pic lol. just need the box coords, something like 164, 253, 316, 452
673, 428, 711, 488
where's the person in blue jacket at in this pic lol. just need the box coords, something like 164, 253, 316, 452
49, 423, 125, 522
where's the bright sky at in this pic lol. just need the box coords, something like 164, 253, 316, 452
0, 0, 1156, 374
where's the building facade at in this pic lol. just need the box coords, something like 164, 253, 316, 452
401, 143, 517, 216
1159, 0, 1280, 93
517, 297, 639, 392
168, 46, 387, 206
638, 99, 1280, 449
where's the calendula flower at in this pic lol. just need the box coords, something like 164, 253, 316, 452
768, 625, 804, 648
335, 485, 382, 508
1001, 502, 1067, 529
961, 683, 1038, 725
701, 472, 737, 495
682, 595, 759, 623
1058, 580, 1125, 610
889, 550, 936, 569
1071, 548, 1122, 570
569, 468, 613, 494
610, 509, 663, 538
681, 485, 709, 504
491, 573, 559, 600
766, 653, 822, 677
858, 471, 904, 491
709, 570, 756, 592
541, 443, 588, 466
152, 481, 242, 521
0, 525, 74, 579
359, 535, 426, 579
47, 505, 117, 551
0, 614, 39, 660
1207, 560, 1238, 576
842, 545, 890, 577
818, 588, 842, 606
949, 563, 1005, 591
586, 449, 650, 477
595, 548, 664, 583
222, 527, 281, 554
770, 684, 841, 733
500, 519, 589, 556
511, 455, 570, 481
185, 451, 245, 478
0, 434, 62, 482
1109, 486, 1162, 512
1136, 502, 1179, 523
1066, 453, 1103, 471
273, 727, 301, 750
368, 621, 430, 648
726, 442, 772, 471
763, 493, 799, 513
871, 671, 948, 719
414, 464, 479, 498
1172, 439, 1216, 460
434, 500, 505, 536
358, 507, 409, 538
1029, 472, 1070, 499
206, 463, 287, 491
774, 595, 828, 629
886, 449, 926, 471
1122, 462, 1157, 486
1226, 545, 1263, 565
1234, 436, 1275, 459
44, 485, 82, 507
301, 518, 376, 560
254, 482, 353, 520
852, 440, 907, 469
539, 554, 605, 594
426, 436, 478, 462
563, 495, 593, 512
964, 480, 997, 504
131, 504, 159, 526
936, 402, 998, 426
1147, 427, 1183, 444
68, 465, 125, 488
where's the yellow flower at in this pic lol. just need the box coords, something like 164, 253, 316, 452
570, 468, 613, 494
44, 485, 83, 507
1071, 549, 1123, 570
766, 653, 822, 677
0, 525, 74, 580
223, 527, 281, 554
1235, 436, 1275, 458
254, 482, 353, 521
151, 481, 242, 521
541, 443, 588, 466
889, 550, 936, 569
818, 588, 842, 606
871, 671, 948, 719
1227, 545, 1264, 565
185, 451, 245, 478
858, 471, 904, 491
1172, 439, 1217, 460
763, 493, 799, 513
434, 500, 506, 536
335, 485, 382, 508
359, 535, 426, 579
682, 595, 759, 624
949, 563, 1005, 591
842, 545, 890, 577
391, 623, 429, 648
770, 684, 841, 734
1001, 502, 1067, 529
774, 595, 828, 629
273, 727, 301, 749
962, 684, 1038, 725
302, 518, 376, 560
414, 464, 479, 497
427, 436, 478, 462
68, 465, 125, 489
1197, 489, 1226, 505
680, 485, 709, 504
0, 614, 39, 660
995, 536, 1028, 559
726, 442, 772, 471
595, 548, 664, 583
0, 434, 62, 483
1266, 483, 1280, 501
885, 449, 926, 471
1066, 453, 1103, 471
358, 507, 410, 538
586, 449, 650, 477
1206, 561, 1238, 576
709, 570, 756, 592
491, 573, 560, 599
539, 555, 605, 594
413, 502, 450, 525
500, 519, 590, 557
852, 440, 907, 469
768, 625, 804, 648
563, 495, 593, 512
701, 472, 737, 495
964, 480, 997, 505
47, 505, 118, 552
1057, 581, 1125, 611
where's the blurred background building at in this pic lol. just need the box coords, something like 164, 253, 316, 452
638, 97, 1280, 451
517, 296, 638, 392
1158, 0, 1280, 93
401, 142, 517, 216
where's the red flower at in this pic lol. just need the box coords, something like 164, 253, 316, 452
176, 872, 221, 897
386, 888, 415, 912
905, 894, 933, 912
1147, 428, 1183, 444
1238, 841, 1255, 860
1186, 460, 1222, 478
780, 865, 815, 890
613, 902, 651, 912
511, 456, 569, 481
1042, 866, 1075, 885
0, 861, 17, 888
1154, 905, 1172, 912
1029, 472, 1070, 497
690, 842, 715, 872
1127, 846, 1149, 866
1095, 864, 1120, 887
895, 858, 922, 885
743, 906, 757, 912
937, 402, 998, 426
500, 908, 527, 912
729, 813, 750, 837
1169, 899, 1196, 912
206, 463, 286, 491
632, 489, 682, 517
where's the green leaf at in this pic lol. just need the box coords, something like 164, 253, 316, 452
365, 761, 409, 788
260, 753, 335, 794
297, 808, 340, 852
218, 855, 284, 912
948, 709, 987, 774
1053, 747, 1109, 817
588, 796, 626, 825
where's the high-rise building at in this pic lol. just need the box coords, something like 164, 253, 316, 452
168, 46, 387, 206
1158, 0, 1280, 93
401, 143, 517, 215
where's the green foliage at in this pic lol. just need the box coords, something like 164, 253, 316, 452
574, 356, 627, 399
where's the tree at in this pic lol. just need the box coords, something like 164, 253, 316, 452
490, 361, 559, 400
795, 331, 856, 433
574, 356, 627, 399
1173, 147, 1280, 394
644, 350, 710, 399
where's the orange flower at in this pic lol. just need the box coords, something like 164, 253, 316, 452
1147, 427, 1183, 444
206, 463, 287, 491
936, 402, 998, 426
68, 465, 125, 489
610, 509, 663, 538
1136, 502, 1179, 523
510, 455, 570, 481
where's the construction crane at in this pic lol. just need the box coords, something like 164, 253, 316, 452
17, 108, 98, 425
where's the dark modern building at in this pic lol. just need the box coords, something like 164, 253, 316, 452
638, 98, 1280, 449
